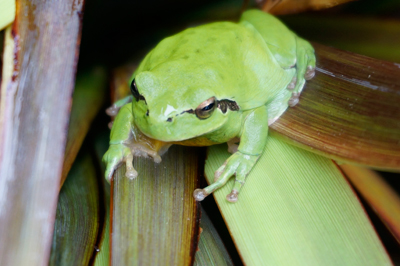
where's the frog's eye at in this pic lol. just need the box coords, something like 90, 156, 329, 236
195, 97, 216, 120
130, 79, 146, 102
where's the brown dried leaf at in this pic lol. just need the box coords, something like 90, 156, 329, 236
271, 43, 400, 171
111, 146, 202, 265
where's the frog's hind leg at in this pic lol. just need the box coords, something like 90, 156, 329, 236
240, 10, 297, 69
288, 37, 316, 106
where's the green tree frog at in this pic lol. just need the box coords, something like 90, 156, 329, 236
103, 9, 315, 202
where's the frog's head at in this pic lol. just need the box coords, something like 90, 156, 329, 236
130, 69, 238, 142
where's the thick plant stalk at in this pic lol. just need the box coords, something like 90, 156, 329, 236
0, 0, 85, 264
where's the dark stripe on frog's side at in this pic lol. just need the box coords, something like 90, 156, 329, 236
217, 99, 240, 114
178, 99, 239, 115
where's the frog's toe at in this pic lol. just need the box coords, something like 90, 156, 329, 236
226, 166, 248, 203
288, 92, 300, 107
214, 162, 227, 182
125, 153, 138, 179
106, 104, 120, 117
193, 189, 209, 201
286, 76, 297, 91
194, 160, 236, 201
226, 190, 239, 203
305, 65, 315, 80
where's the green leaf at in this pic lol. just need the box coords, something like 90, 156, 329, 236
50, 151, 101, 266
194, 207, 234, 266
205, 136, 392, 265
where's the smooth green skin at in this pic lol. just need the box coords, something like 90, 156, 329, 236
103, 10, 315, 202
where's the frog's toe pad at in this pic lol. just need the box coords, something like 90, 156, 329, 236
288, 92, 300, 107
305, 66, 315, 80
106, 104, 120, 117
286, 76, 297, 91
193, 189, 209, 201
125, 167, 138, 179
226, 190, 239, 203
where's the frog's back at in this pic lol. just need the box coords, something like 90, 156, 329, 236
137, 20, 294, 111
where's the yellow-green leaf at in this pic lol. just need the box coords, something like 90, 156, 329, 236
0, 0, 15, 31
205, 136, 392, 265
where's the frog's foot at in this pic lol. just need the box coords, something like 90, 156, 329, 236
289, 38, 316, 106
103, 143, 135, 183
193, 151, 259, 203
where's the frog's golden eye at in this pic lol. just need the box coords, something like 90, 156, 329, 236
196, 97, 216, 120
130, 79, 146, 102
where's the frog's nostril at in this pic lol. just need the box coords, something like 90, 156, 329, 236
166, 118, 173, 122
146, 110, 149, 116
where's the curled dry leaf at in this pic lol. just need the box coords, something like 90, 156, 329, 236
258, 0, 356, 15
271, 43, 400, 171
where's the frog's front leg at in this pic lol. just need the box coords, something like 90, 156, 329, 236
288, 37, 316, 107
194, 106, 269, 203
103, 102, 168, 182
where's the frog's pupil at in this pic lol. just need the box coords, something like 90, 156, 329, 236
203, 102, 214, 111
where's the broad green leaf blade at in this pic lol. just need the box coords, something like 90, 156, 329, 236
111, 146, 202, 265
282, 16, 400, 63
259, 0, 355, 14
340, 165, 400, 243
194, 207, 234, 266
0, 0, 84, 264
50, 151, 101, 266
271, 43, 400, 171
205, 136, 392, 265
0, 0, 15, 31
61, 68, 107, 186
